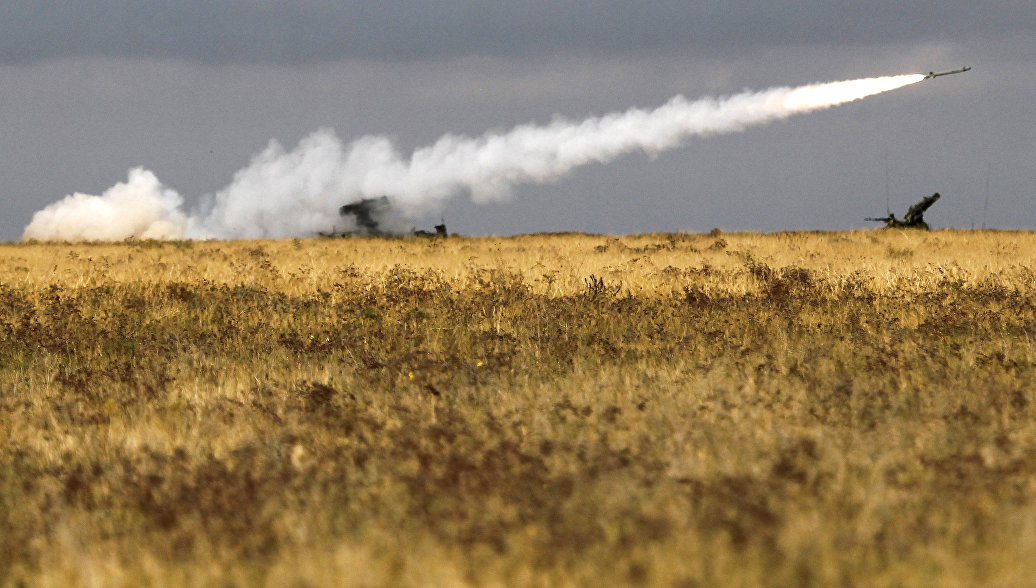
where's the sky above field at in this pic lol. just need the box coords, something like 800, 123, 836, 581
2, 2, 1034, 240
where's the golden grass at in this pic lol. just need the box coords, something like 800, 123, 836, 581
1, 230, 1034, 586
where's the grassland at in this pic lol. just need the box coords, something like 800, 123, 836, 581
1, 230, 1034, 586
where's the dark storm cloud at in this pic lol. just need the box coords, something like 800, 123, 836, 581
1, 1, 1032, 64
3, 2, 1033, 241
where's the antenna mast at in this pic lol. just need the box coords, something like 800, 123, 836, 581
884, 148, 891, 216
982, 162, 991, 230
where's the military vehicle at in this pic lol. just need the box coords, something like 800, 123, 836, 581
414, 222, 448, 238
339, 196, 392, 235
328, 196, 447, 238
867, 193, 941, 230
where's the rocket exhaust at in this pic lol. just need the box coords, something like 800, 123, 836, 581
24, 72, 927, 242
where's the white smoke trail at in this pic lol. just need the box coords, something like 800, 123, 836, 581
23, 73, 924, 241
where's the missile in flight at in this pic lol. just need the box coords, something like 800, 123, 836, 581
923, 67, 971, 80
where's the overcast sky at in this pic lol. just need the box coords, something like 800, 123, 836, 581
2, 2, 1033, 240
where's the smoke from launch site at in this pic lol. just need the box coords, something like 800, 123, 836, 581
22, 73, 925, 241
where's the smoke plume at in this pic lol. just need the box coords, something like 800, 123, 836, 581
23, 74, 924, 241
21, 168, 187, 241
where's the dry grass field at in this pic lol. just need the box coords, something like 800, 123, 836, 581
1, 230, 1035, 586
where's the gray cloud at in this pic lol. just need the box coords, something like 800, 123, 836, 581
1, 2, 1033, 64
1, 4, 1033, 241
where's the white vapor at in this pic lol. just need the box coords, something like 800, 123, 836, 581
21, 168, 187, 241
22, 73, 925, 241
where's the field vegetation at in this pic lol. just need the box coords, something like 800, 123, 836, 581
1, 230, 1035, 586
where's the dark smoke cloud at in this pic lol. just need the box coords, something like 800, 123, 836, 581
1, 2, 1032, 64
